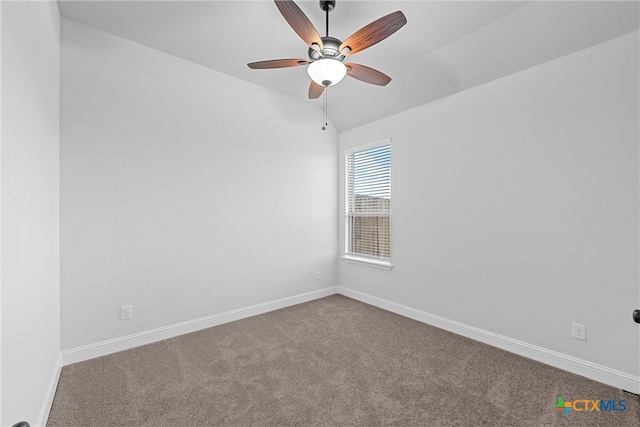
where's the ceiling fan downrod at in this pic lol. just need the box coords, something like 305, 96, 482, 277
320, 0, 335, 37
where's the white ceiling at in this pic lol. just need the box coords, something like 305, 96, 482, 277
57, 0, 640, 132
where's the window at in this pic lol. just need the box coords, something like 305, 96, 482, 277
344, 140, 392, 269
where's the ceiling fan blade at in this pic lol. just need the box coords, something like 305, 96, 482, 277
346, 63, 392, 86
308, 81, 325, 99
339, 11, 407, 56
247, 58, 309, 69
274, 0, 323, 49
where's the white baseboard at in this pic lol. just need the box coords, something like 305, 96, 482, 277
37, 352, 62, 427
62, 286, 337, 366
337, 286, 640, 394
60, 284, 639, 394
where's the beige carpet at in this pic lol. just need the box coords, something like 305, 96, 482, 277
48, 295, 639, 426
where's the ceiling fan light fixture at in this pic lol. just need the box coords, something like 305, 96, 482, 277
307, 58, 347, 87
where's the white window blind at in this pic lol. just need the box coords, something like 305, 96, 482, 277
345, 142, 391, 261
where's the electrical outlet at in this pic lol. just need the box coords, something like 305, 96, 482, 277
120, 305, 132, 320
572, 323, 586, 341
316, 271, 321, 281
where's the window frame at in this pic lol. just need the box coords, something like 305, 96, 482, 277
342, 138, 393, 270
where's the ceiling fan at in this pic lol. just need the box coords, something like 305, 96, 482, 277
247, 0, 407, 100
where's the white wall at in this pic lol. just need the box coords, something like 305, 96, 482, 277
339, 31, 639, 382
60, 19, 337, 352
0, 1, 61, 425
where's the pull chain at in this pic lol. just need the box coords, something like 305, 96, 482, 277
322, 87, 328, 130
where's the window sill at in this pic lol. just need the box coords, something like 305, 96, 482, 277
341, 255, 393, 270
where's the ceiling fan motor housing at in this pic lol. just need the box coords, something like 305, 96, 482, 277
308, 36, 345, 62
